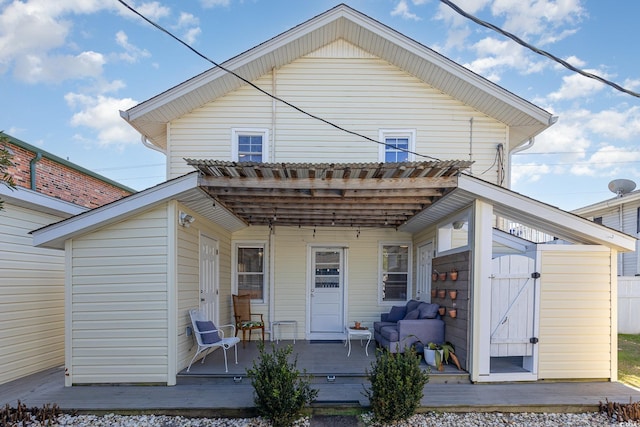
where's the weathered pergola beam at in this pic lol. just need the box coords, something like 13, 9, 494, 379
198, 176, 458, 190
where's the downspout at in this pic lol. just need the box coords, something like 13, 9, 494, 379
29, 151, 42, 190
141, 135, 166, 155
468, 117, 473, 175
271, 67, 277, 162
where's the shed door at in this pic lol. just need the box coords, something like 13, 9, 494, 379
490, 255, 536, 357
200, 234, 219, 324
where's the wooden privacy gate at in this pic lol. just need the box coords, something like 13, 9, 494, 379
490, 255, 537, 357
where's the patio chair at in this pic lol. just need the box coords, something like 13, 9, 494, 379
187, 308, 240, 373
232, 293, 265, 347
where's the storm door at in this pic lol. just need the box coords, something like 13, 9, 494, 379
309, 247, 345, 338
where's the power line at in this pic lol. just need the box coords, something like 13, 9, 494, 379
440, 0, 640, 99
116, 0, 440, 162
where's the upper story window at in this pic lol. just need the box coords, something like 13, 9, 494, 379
232, 128, 269, 162
378, 129, 416, 163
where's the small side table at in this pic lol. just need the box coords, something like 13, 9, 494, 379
345, 327, 372, 357
271, 320, 297, 344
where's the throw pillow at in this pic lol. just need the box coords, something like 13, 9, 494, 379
418, 303, 439, 319
387, 305, 407, 322
195, 320, 222, 344
404, 309, 419, 320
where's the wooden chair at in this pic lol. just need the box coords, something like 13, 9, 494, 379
232, 293, 265, 347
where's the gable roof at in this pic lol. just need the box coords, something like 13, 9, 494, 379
572, 189, 640, 216
121, 4, 555, 152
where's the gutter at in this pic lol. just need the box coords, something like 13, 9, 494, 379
29, 151, 43, 190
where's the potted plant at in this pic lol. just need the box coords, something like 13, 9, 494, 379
438, 271, 447, 281
424, 342, 462, 371
438, 306, 446, 316
448, 289, 458, 300
449, 268, 458, 281
448, 308, 457, 318
432, 270, 439, 282
437, 288, 446, 299
431, 288, 437, 299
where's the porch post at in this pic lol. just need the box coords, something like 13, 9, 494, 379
470, 199, 493, 382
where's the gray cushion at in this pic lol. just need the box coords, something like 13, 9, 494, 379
406, 299, 421, 313
418, 303, 439, 319
404, 309, 419, 320
196, 320, 221, 344
379, 325, 399, 342
387, 305, 407, 322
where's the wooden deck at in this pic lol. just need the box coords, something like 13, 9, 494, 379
2, 340, 640, 417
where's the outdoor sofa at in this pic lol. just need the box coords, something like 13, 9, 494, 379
374, 299, 445, 353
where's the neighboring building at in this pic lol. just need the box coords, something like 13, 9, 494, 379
0, 132, 134, 385
32, 5, 635, 387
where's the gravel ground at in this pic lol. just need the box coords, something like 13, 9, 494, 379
12, 411, 640, 426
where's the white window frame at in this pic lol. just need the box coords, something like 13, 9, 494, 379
231, 128, 270, 162
378, 129, 416, 162
436, 208, 472, 256
378, 241, 412, 305
232, 240, 268, 304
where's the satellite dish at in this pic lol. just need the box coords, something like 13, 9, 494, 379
608, 179, 636, 197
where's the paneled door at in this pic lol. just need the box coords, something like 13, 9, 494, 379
310, 248, 344, 335
416, 242, 433, 301
200, 234, 219, 323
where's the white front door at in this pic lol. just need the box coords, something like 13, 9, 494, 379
416, 242, 433, 301
309, 247, 345, 338
200, 234, 219, 323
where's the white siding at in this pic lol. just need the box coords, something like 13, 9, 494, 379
69, 206, 169, 384
537, 246, 614, 380
0, 203, 66, 384
176, 205, 233, 371
168, 40, 507, 183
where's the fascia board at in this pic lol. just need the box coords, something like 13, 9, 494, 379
0, 185, 86, 216
572, 192, 640, 216
32, 173, 199, 249
458, 175, 637, 252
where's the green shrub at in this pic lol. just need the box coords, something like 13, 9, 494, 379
364, 347, 429, 424
247, 342, 318, 427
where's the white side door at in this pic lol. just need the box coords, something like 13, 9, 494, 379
309, 248, 344, 337
200, 234, 219, 323
416, 242, 433, 301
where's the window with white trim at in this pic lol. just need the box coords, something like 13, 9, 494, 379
232, 128, 269, 162
378, 129, 416, 162
380, 243, 411, 303
234, 243, 266, 302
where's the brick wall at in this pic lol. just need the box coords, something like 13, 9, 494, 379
6, 141, 133, 209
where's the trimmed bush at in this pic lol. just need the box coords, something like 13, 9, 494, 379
247, 342, 318, 427
364, 347, 429, 424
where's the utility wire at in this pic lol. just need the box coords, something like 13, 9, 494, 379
440, 0, 640, 98
116, 0, 440, 162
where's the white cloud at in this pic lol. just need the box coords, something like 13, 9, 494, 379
115, 30, 151, 63
14, 51, 105, 84
200, 0, 230, 8
391, 0, 422, 21
175, 12, 201, 45
547, 70, 607, 101
510, 162, 551, 185
129, 1, 170, 21
571, 145, 640, 177
65, 92, 139, 149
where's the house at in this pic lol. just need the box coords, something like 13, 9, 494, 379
31, 4, 635, 387
0, 132, 134, 385
572, 180, 640, 334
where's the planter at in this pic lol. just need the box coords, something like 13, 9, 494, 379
448, 309, 457, 318
438, 272, 447, 281
424, 348, 444, 367
438, 306, 446, 316
437, 289, 446, 299
432, 273, 438, 282
449, 271, 458, 281
448, 290, 458, 300
431, 289, 437, 299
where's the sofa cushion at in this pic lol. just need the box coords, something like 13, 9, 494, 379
387, 305, 407, 322
404, 309, 419, 320
406, 299, 422, 313
379, 325, 399, 343
373, 321, 396, 333
418, 303, 439, 319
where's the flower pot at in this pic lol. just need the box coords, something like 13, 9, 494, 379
437, 289, 446, 299
432, 273, 438, 282
450, 271, 458, 281
424, 348, 444, 367
438, 307, 446, 316
448, 290, 457, 300
448, 309, 457, 318
438, 272, 447, 281
431, 289, 437, 299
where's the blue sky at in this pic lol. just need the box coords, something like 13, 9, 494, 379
1, 0, 639, 211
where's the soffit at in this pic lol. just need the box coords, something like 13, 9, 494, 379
123, 5, 553, 150
188, 160, 472, 229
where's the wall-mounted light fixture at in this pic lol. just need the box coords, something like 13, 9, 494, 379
452, 220, 465, 230
179, 211, 195, 227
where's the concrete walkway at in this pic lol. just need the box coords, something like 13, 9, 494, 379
3, 366, 640, 417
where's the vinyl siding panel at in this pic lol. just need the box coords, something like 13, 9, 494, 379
537, 247, 613, 380
176, 206, 233, 371
0, 203, 66, 385
168, 41, 507, 183
69, 206, 169, 384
